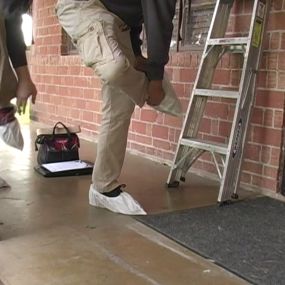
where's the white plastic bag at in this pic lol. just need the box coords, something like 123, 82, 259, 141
0, 119, 24, 150
0, 177, 9, 189
89, 186, 147, 215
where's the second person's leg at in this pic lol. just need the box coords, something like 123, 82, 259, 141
0, 16, 23, 150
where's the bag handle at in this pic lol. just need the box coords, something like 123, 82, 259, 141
52, 122, 71, 137
35, 122, 74, 151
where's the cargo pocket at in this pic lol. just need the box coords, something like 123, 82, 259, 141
75, 21, 113, 68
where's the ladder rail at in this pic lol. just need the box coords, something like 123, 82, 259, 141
167, 0, 234, 184
218, 0, 270, 201
217, 3, 258, 200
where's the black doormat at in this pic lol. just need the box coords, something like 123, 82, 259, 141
136, 197, 285, 285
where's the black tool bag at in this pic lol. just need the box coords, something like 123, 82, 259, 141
35, 122, 80, 165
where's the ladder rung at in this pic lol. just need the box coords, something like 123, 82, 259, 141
180, 138, 228, 155
208, 37, 249, 46
194, 89, 239, 99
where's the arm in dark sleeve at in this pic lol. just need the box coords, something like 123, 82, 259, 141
141, 0, 176, 80
5, 15, 27, 68
130, 25, 142, 57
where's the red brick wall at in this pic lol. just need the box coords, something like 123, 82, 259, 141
30, 0, 285, 193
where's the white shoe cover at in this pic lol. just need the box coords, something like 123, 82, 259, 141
89, 186, 146, 215
0, 119, 24, 150
153, 75, 182, 117
0, 177, 9, 189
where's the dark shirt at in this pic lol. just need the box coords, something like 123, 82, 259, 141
101, 0, 177, 80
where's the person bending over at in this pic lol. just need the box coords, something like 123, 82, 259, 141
56, 0, 181, 215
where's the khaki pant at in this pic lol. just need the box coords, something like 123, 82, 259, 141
0, 16, 18, 108
56, 0, 170, 192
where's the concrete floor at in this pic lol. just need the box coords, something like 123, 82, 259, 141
0, 123, 254, 285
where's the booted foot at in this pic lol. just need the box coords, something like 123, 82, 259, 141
102, 185, 123, 197
0, 106, 24, 150
89, 185, 146, 215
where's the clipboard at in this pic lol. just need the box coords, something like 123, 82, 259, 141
34, 160, 93, 177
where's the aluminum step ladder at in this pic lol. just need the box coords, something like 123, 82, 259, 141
167, 0, 270, 204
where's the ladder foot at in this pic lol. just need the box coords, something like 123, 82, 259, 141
166, 181, 180, 188
231, 193, 239, 200
218, 200, 232, 207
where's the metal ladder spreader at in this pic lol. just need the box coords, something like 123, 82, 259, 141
167, 0, 271, 204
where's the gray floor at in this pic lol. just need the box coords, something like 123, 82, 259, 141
0, 122, 254, 285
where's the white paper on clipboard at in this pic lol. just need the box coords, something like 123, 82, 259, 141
42, 160, 93, 173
